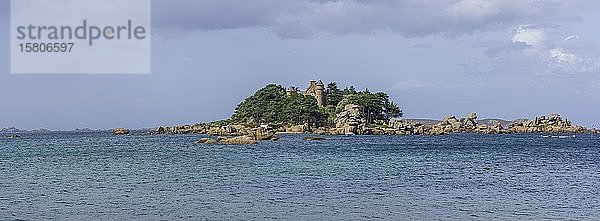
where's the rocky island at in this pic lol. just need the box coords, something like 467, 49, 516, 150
112, 128, 130, 135
144, 80, 597, 143
0, 127, 26, 133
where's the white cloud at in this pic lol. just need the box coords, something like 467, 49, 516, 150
447, 0, 506, 21
511, 25, 546, 47
503, 24, 598, 75
549, 48, 579, 64
470, 23, 600, 78
564, 34, 579, 42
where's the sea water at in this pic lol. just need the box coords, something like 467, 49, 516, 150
1, 133, 599, 220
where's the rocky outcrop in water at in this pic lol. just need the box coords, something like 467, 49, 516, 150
425, 113, 479, 135
6, 134, 21, 139
159, 112, 597, 139
31, 128, 52, 133
331, 104, 367, 135
475, 122, 510, 134
112, 128, 130, 135
219, 136, 258, 145
508, 113, 591, 134
207, 125, 244, 136
157, 124, 207, 135
249, 127, 279, 141
0, 127, 25, 133
285, 124, 311, 133
369, 119, 427, 135
196, 136, 259, 145
193, 125, 278, 145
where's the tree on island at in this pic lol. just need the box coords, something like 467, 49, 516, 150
231, 82, 402, 127
325, 82, 344, 106
339, 91, 403, 124
326, 82, 402, 124
231, 84, 323, 126
283, 92, 324, 125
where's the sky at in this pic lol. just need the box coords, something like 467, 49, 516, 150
1, 0, 600, 130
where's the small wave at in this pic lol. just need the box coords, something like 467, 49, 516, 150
541, 135, 576, 138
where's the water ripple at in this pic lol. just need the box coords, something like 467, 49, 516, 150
1, 133, 599, 220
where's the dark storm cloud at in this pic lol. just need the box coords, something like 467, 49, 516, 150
152, 0, 596, 38
152, 0, 291, 30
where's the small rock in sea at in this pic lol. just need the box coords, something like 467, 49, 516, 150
112, 128, 130, 135
270, 136, 280, 141
216, 136, 227, 142
196, 136, 258, 145
6, 134, 21, 139
304, 136, 325, 141
204, 139, 219, 144
195, 138, 219, 144
220, 136, 258, 145
195, 138, 211, 144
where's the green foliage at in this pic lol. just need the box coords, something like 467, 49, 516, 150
335, 88, 402, 125
282, 92, 324, 125
345, 89, 402, 123
343, 86, 357, 95
231, 82, 402, 127
325, 82, 360, 107
231, 84, 286, 124
232, 84, 323, 125
325, 82, 344, 107
208, 119, 233, 127
323, 105, 338, 126
325, 82, 402, 125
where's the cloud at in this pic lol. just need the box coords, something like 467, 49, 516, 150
511, 24, 546, 47
152, 0, 289, 30
468, 23, 600, 78
546, 47, 600, 75
152, 0, 597, 39
564, 34, 579, 42
510, 25, 600, 75
549, 48, 578, 64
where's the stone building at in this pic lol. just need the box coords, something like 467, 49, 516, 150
287, 80, 327, 107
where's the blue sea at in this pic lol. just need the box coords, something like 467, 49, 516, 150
1, 133, 600, 220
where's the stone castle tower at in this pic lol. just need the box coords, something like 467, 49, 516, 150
287, 80, 327, 107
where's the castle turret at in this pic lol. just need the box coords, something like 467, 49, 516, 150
291, 80, 328, 108
314, 80, 326, 107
